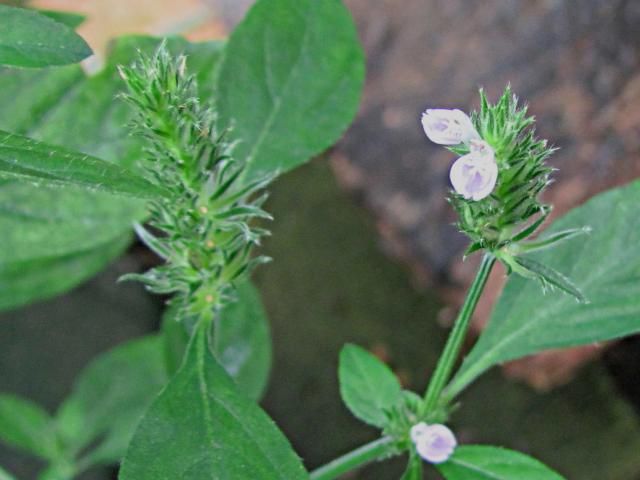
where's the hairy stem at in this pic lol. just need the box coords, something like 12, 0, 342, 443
423, 253, 495, 411
309, 437, 395, 480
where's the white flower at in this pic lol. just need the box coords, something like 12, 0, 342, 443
449, 139, 498, 201
421, 109, 479, 145
410, 422, 457, 464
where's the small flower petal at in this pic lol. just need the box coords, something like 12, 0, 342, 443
421, 109, 479, 145
411, 423, 457, 464
469, 139, 495, 161
449, 150, 498, 201
410, 422, 430, 443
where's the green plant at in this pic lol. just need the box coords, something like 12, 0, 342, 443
2, 2, 640, 480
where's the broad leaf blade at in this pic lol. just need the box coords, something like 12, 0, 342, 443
448, 180, 640, 397
437, 446, 565, 480
119, 321, 307, 479
0, 130, 164, 199
339, 344, 402, 428
217, 0, 365, 180
0, 234, 131, 311
55, 335, 168, 467
0, 5, 92, 67
163, 281, 272, 400
214, 282, 272, 400
0, 394, 58, 460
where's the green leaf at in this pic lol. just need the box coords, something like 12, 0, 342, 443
55, 335, 168, 467
217, 0, 364, 181
37, 10, 86, 29
400, 453, 423, 480
214, 282, 272, 400
0, 394, 59, 460
0, 5, 92, 67
162, 282, 272, 400
513, 256, 587, 303
0, 466, 17, 480
119, 319, 307, 480
0, 36, 224, 310
0, 130, 164, 198
0, 233, 131, 311
339, 343, 402, 428
437, 446, 565, 480
447, 180, 640, 398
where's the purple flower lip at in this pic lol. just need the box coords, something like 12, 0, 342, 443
421, 109, 479, 146
449, 140, 498, 201
410, 422, 458, 464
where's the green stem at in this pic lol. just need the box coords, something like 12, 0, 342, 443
309, 437, 394, 480
423, 253, 495, 411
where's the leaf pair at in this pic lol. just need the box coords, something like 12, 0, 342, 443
339, 346, 566, 479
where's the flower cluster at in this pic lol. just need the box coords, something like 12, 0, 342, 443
410, 422, 457, 464
119, 44, 272, 320
422, 87, 555, 254
423, 109, 497, 201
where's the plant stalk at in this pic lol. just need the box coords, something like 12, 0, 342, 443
423, 253, 495, 411
309, 437, 394, 480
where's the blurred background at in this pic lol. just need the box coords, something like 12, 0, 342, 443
2, 0, 640, 478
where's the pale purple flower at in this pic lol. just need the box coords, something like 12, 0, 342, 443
410, 422, 457, 464
449, 140, 498, 201
421, 109, 479, 145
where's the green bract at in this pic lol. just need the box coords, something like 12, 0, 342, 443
119, 45, 273, 319
450, 87, 554, 252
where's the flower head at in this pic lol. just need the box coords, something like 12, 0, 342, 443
421, 109, 479, 145
449, 140, 498, 201
410, 422, 457, 464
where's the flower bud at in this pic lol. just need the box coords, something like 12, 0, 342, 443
410, 422, 457, 464
421, 109, 479, 145
449, 142, 498, 201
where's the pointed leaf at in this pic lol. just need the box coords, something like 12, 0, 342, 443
339, 343, 402, 428
217, 0, 364, 180
514, 256, 587, 303
162, 281, 272, 400
0, 5, 92, 67
0, 234, 131, 311
0, 394, 58, 460
119, 320, 307, 480
55, 336, 168, 467
437, 446, 565, 480
0, 130, 164, 199
448, 180, 640, 397
511, 207, 549, 242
